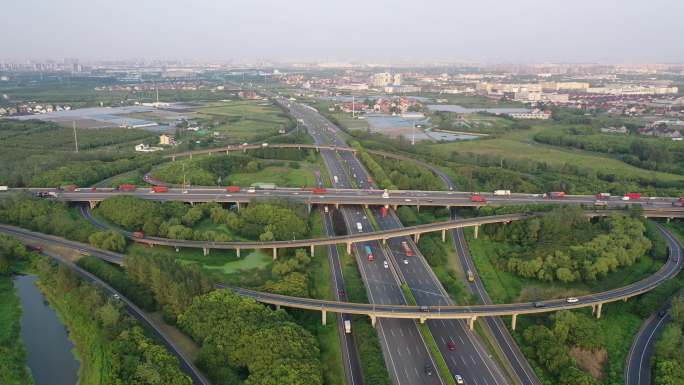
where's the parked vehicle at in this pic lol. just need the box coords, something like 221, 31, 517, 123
401, 241, 414, 257
493, 190, 511, 196
365, 245, 373, 261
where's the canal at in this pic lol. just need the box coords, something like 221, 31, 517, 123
14, 275, 79, 385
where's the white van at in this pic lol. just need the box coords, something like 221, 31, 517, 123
356, 222, 363, 232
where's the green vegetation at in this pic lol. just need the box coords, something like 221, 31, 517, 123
653, 296, 684, 385
0, 119, 159, 187
401, 283, 457, 385
0, 195, 98, 243
152, 148, 321, 187
179, 289, 323, 385
36, 257, 192, 385
534, 127, 684, 176
422, 93, 525, 108
0, 235, 34, 385
76, 256, 156, 311
367, 152, 444, 190
481, 207, 653, 283
88, 230, 127, 252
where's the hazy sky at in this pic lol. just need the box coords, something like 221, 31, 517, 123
2, 0, 682, 63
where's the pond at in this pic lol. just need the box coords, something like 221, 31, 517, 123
14, 275, 79, 385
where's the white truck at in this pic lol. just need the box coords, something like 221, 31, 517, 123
333, 175, 339, 184
344, 319, 352, 334
493, 190, 511, 196
356, 222, 363, 232
0, 186, 8, 192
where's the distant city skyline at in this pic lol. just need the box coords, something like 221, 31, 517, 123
2, 0, 683, 64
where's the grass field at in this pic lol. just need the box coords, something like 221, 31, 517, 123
0, 276, 34, 385
228, 160, 320, 187
194, 100, 290, 143
427, 126, 684, 183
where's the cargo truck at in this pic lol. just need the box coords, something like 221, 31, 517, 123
151, 186, 168, 193
118, 184, 137, 192
470, 195, 486, 203
624, 193, 642, 200
0, 186, 8, 192
344, 319, 352, 334
380, 206, 388, 217
365, 245, 373, 261
401, 241, 414, 257
333, 175, 339, 184
313, 187, 327, 194
132, 231, 145, 238
548, 191, 566, 199
493, 190, 511, 196
467, 270, 475, 282
596, 193, 611, 199
226, 186, 241, 193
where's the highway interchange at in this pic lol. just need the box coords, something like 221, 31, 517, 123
2, 97, 682, 385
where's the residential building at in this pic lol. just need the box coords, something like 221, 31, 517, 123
508, 110, 552, 120
370, 72, 392, 87
600, 126, 629, 134
135, 143, 163, 152
159, 134, 175, 145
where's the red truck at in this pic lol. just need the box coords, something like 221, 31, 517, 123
119, 184, 137, 192
672, 197, 684, 207
548, 191, 566, 199
62, 185, 77, 192
312, 187, 327, 194
151, 186, 168, 193
401, 241, 414, 257
470, 195, 487, 203
226, 186, 241, 193
380, 206, 388, 217
132, 231, 145, 238
624, 193, 641, 200
596, 193, 611, 199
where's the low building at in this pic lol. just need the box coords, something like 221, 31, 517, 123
135, 143, 163, 152
159, 134, 175, 145
508, 110, 552, 120
600, 126, 629, 134
384, 85, 421, 94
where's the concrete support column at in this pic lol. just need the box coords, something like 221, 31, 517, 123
172, 156, 176, 162
414, 233, 420, 243
276, 304, 281, 310
322, 310, 327, 325
175, 247, 179, 252
364, 204, 368, 209
393, 205, 398, 211
203, 247, 209, 256
89, 201, 97, 210
189, 201, 194, 206
370, 315, 377, 327
226, 150, 230, 155
236, 202, 240, 211
468, 317, 476, 331
441, 229, 446, 242
511, 314, 518, 331
382, 238, 386, 245
623, 297, 628, 302
273, 248, 277, 260
419, 317, 426, 324
346, 242, 352, 255
667, 217, 672, 223
474, 225, 480, 239
335, 203, 339, 209
384, 204, 389, 209
236, 248, 241, 258
416, 205, 421, 212
189, 153, 193, 159
310, 245, 315, 256
596, 303, 603, 319
307, 204, 312, 214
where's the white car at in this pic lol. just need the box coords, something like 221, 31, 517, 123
247, 187, 256, 193
225, 194, 232, 197
404, 199, 412, 202
382, 190, 390, 199
455, 374, 464, 384
566, 297, 579, 303
383, 261, 389, 269
403, 259, 409, 265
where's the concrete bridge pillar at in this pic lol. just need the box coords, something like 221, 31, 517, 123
175, 247, 179, 252
89, 201, 98, 210
511, 314, 518, 331
468, 316, 476, 331
419, 317, 426, 324
276, 304, 280, 311
346, 242, 352, 255
335, 203, 339, 209
474, 225, 480, 239
370, 315, 377, 327
236, 248, 241, 258
236, 202, 240, 211
596, 303, 603, 319
189, 153, 193, 159
203, 247, 209, 256
441, 229, 446, 242
414, 233, 420, 243
384, 204, 389, 209
172, 156, 176, 162
322, 310, 327, 325
310, 245, 315, 256
273, 248, 278, 260
189, 201, 194, 206
393, 205, 398, 211
307, 203, 312, 214
364, 204, 368, 209
416, 205, 420, 212
382, 238, 386, 245
667, 217, 672, 223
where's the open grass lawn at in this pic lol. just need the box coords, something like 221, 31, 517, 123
426, 125, 684, 183
228, 160, 320, 187
194, 100, 289, 142
0, 276, 33, 385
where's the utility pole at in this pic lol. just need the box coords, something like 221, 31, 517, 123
73, 121, 79, 153
352, 95, 355, 118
